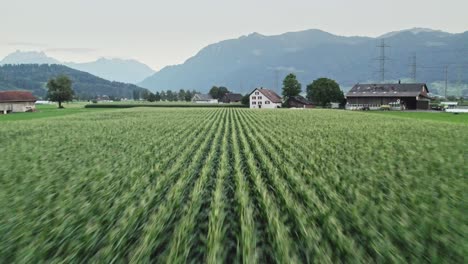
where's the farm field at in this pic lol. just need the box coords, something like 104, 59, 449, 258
0, 108, 466, 263
366, 110, 468, 124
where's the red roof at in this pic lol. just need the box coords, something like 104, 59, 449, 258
0, 91, 37, 102
250, 88, 282, 103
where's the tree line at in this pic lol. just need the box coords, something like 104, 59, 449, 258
136, 89, 201, 102
282, 73, 345, 107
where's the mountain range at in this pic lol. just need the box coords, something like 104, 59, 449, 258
0, 51, 155, 84
0, 64, 148, 99
138, 28, 468, 95
2, 28, 467, 97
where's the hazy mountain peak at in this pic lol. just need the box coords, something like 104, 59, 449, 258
0, 51, 155, 84
379, 27, 450, 38
0, 50, 60, 65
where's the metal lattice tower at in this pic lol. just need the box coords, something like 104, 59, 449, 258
376, 39, 390, 83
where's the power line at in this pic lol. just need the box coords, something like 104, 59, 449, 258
375, 38, 390, 83
275, 69, 279, 91
410, 53, 417, 82
444, 65, 448, 98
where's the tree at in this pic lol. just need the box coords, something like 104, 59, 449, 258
209, 86, 230, 99
209, 86, 219, 99
178, 89, 186, 101
155, 92, 161, 102
282, 73, 301, 100
46, 75, 74, 108
241, 94, 250, 106
184, 90, 193, 101
217, 86, 230, 99
306, 78, 344, 107
147, 92, 157, 102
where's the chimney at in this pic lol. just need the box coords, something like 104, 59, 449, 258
398, 80, 401, 84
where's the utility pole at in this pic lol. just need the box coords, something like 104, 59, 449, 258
410, 53, 417, 82
275, 69, 279, 91
376, 38, 390, 83
444, 65, 448, 99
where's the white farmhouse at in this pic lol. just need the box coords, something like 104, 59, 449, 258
249, 88, 282, 109
0, 91, 37, 114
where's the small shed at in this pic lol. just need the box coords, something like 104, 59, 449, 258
286, 96, 315, 108
0, 91, 37, 114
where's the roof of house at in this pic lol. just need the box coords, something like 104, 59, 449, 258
250, 88, 282, 103
222, 93, 243, 102
193, 94, 214, 100
287, 95, 313, 105
346, 83, 430, 98
0, 91, 37, 102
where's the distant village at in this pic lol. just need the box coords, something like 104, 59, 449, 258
1, 75, 467, 114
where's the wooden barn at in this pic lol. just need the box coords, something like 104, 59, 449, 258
285, 96, 314, 108
346, 83, 432, 110
0, 91, 37, 114
221, 93, 243, 103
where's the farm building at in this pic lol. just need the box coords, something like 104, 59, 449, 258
0, 91, 37, 114
346, 83, 432, 110
285, 95, 315, 108
191, 94, 218, 104
249, 88, 282, 109
221, 93, 243, 103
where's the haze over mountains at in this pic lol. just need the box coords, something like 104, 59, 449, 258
2, 28, 467, 97
138, 28, 468, 94
0, 51, 155, 84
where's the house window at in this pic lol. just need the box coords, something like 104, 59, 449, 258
258, 101, 262, 105
252, 96, 256, 99
252, 101, 256, 105
255, 92, 259, 95
258, 96, 262, 99
265, 101, 270, 104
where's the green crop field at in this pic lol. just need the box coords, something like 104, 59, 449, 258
0, 108, 466, 263
366, 111, 468, 124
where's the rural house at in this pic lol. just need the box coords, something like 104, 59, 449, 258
191, 94, 218, 104
346, 83, 432, 110
249, 88, 282, 109
221, 93, 243, 103
0, 91, 37, 114
285, 95, 314, 108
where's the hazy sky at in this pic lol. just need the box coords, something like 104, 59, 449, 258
1, 0, 467, 70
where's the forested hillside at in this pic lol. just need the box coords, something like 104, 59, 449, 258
0, 64, 149, 99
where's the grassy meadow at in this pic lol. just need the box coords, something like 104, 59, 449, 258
0, 107, 466, 263
0, 103, 110, 122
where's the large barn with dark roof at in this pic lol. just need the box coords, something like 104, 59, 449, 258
0, 91, 37, 114
346, 83, 432, 110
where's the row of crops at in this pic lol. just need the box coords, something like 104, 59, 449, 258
0, 108, 466, 263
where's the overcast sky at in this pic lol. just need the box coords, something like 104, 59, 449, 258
1, 0, 467, 70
